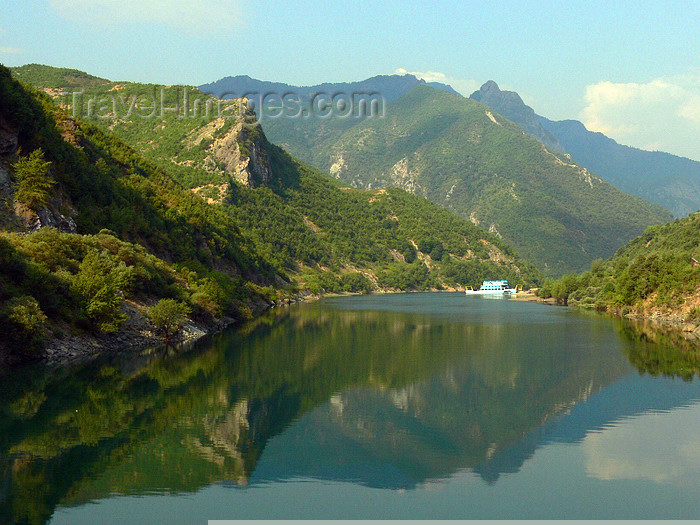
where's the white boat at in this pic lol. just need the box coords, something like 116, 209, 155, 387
465, 280, 519, 295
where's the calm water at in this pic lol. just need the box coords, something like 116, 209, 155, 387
1, 293, 699, 523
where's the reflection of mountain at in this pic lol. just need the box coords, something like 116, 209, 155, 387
247, 309, 629, 489
475, 371, 700, 483
0, 295, 697, 523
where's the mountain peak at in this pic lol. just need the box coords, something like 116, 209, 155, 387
471, 81, 524, 106
479, 80, 501, 93
470, 81, 563, 152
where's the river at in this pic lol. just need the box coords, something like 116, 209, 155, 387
1, 292, 699, 522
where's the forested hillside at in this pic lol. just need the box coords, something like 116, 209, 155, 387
263, 85, 671, 275
8, 64, 538, 286
1, 64, 538, 360
0, 65, 283, 360
538, 212, 700, 322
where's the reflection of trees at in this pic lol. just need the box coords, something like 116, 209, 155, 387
617, 319, 700, 380
0, 302, 634, 523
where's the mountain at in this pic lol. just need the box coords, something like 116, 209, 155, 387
198, 73, 460, 167
470, 80, 564, 152
466, 80, 700, 218
242, 81, 670, 276
537, 117, 700, 217
199, 73, 460, 105
1, 64, 540, 359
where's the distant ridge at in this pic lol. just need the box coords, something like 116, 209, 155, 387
537, 117, 700, 217
469, 80, 700, 217
199, 73, 459, 103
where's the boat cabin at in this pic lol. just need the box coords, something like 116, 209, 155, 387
479, 280, 511, 291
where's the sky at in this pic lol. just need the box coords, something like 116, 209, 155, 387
1, 0, 699, 160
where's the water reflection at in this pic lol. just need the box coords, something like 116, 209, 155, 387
0, 293, 698, 523
617, 319, 700, 380
582, 402, 700, 484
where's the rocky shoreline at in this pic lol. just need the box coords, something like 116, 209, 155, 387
620, 311, 700, 342
42, 312, 237, 364
31, 296, 286, 366
33, 288, 438, 365
537, 296, 700, 343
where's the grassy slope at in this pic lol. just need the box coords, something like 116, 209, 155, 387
259, 85, 673, 276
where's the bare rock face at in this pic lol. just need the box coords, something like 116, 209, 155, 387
33, 205, 78, 233
0, 164, 21, 230
242, 138, 272, 187
0, 117, 18, 156
204, 120, 272, 188
14, 198, 78, 234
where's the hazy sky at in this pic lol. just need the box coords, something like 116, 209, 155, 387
1, 0, 699, 160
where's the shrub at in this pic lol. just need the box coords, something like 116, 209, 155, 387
400, 241, 417, 263
686, 307, 700, 323
1, 295, 47, 355
340, 272, 373, 293
146, 299, 191, 340
190, 278, 226, 317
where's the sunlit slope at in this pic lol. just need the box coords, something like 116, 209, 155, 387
262, 85, 673, 276
7, 64, 540, 290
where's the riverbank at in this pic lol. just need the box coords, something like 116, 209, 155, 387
12, 294, 278, 366
41, 303, 238, 364
14, 286, 698, 368
619, 309, 700, 342
544, 297, 700, 343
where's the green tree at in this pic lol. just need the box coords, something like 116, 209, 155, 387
12, 149, 55, 209
146, 299, 191, 340
72, 250, 133, 332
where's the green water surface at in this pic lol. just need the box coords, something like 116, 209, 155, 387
1, 293, 698, 523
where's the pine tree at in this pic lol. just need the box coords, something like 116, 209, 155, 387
12, 148, 55, 209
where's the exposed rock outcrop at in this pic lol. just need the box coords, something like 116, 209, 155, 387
0, 116, 18, 156
14, 198, 78, 233
202, 119, 273, 188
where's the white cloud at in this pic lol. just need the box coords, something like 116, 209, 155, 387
583, 402, 700, 484
679, 95, 700, 123
394, 68, 480, 97
48, 0, 245, 36
580, 73, 700, 160
0, 46, 23, 55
